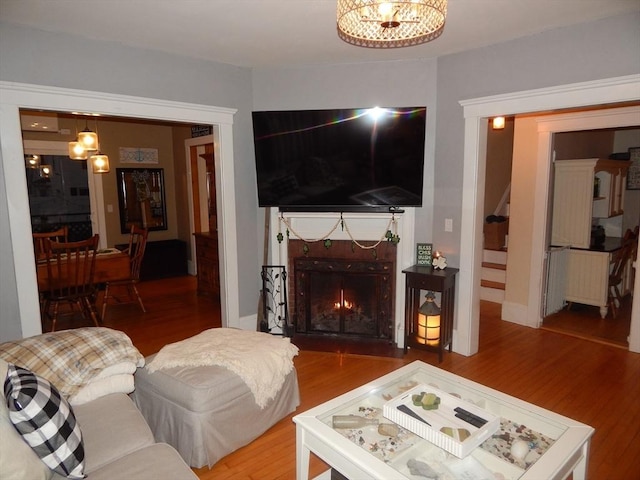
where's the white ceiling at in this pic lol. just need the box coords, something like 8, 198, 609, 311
1, 0, 639, 68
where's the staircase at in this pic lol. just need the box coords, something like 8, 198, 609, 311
481, 249, 507, 304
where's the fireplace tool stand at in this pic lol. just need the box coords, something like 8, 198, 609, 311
260, 265, 291, 337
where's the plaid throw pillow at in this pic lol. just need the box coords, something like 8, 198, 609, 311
4, 364, 85, 479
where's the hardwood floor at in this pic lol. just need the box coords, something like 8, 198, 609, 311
92, 276, 639, 480
542, 296, 633, 348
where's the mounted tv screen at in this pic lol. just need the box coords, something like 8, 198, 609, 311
252, 106, 426, 212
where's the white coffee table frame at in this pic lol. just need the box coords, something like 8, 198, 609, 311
294, 361, 593, 480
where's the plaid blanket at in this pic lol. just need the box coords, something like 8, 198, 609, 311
0, 327, 144, 398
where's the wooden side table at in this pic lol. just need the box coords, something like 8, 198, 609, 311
402, 265, 458, 362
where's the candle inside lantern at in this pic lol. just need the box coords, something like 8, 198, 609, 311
417, 291, 441, 346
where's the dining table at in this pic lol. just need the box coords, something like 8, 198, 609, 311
36, 248, 131, 291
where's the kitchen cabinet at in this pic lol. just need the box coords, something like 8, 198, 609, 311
194, 232, 220, 298
551, 158, 630, 249
551, 159, 631, 318
564, 238, 634, 318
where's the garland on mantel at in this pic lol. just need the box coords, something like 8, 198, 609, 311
276, 212, 400, 257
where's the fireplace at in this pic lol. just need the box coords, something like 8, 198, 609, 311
289, 240, 395, 340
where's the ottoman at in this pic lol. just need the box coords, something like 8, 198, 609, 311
131, 353, 300, 468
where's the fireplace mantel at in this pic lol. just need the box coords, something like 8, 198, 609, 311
268, 210, 416, 348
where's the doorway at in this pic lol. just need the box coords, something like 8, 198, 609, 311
0, 82, 239, 338
485, 120, 638, 348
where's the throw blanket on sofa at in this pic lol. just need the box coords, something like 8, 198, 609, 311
0, 327, 144, 399
146, 328, 299, 409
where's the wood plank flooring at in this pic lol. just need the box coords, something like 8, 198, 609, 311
90, 276, 639, 480
542, 296, 632, 348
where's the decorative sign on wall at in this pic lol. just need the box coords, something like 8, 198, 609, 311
119, 147, 159, 164
416, 243, 433, 266
191, 125, 213, 138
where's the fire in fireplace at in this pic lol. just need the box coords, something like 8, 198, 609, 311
290, 241, 395, 340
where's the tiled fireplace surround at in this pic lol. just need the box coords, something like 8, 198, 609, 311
270, 211, 414, 349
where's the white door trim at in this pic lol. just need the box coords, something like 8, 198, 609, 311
0, 81, 239, 337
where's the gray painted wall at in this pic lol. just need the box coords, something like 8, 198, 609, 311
434, 12, 640, 266
1, 12, 639, 339
0, 23, 259, 335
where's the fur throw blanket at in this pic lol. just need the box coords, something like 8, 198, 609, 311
146, 328, 299, 408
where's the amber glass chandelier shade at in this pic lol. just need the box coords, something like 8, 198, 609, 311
337, 0, 447, 48
68, 140, 88, 160
77, 128, 99, 151
90, 153, 110, 173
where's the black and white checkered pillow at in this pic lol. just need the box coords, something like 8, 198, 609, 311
4, 364, 85, 479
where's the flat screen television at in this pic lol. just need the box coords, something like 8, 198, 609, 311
252, 106, 426, 212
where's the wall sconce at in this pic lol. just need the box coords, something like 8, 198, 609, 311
25, 154, 40, 169
417, 291, 441, 346
492, 116, 506, 130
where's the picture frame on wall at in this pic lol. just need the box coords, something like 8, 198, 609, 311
627, 147, 640, 190
416, 243, 433, 266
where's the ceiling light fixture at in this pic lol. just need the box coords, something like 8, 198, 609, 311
89, 120, 109, 173
68, 116, 109, 173
337, 0, 447, 48
77, 119, 99, 151
492, 116, 506, 130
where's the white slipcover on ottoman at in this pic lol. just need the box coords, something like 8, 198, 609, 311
131, 328, 301, 468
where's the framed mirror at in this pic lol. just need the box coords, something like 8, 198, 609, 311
116, 168, 167, 233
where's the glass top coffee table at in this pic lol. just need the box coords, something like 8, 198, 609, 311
293, 361, 593, 480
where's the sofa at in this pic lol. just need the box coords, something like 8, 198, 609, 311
0, 329, 197, 480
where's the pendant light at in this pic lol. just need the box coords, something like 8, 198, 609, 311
77, 118, 99, 151
69, 118, 88, 160
90, 152, 110, 173
90, 120, 110, 173
68, 140, 88, 160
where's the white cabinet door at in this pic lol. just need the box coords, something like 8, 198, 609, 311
565, 249, 610, 317
551, 161, 595, 249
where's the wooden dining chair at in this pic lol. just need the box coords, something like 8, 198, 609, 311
101, 226, 149, 319
41, 234, 100, 332
33, 225, 68, 260
607, 235, 635, 319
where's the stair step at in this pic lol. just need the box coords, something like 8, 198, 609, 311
480, 286, 505, 303
481, 279, 505, 290
482, 262, 506, 270
483, 249, 507, 264
482, 267, 506, 284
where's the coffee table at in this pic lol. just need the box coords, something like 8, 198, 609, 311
294, 361, 593, 480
